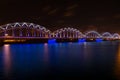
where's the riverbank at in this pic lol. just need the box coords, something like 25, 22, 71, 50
0, 38, 119, 44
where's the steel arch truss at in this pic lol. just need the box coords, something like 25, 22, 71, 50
0, 22, 120, 40
85, 31, 101, 39
112, 33, 120, 39
53, 27, 84, 38
102, 32, 113, 39
0, 22, 51, 38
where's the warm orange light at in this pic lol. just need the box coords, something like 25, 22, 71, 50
3, 44, 11, 77
90, 38, 93, 40
114, 45, 120, 80
4, 40, 26, 42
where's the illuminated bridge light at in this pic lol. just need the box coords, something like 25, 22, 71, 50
0, 22, 119, 41
53, 27, 84, 39
112, 33, 120, 39
96, 38, 103, 42
85, 30, 101, 39
102, 32, 113, 40
78, 39, 86, 42
0, 22, 51, 38
48, 39, 56, 43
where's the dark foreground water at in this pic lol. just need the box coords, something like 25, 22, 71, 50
0, 41, 120, 80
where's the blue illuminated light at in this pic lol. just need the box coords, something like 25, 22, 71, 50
48, 39, 56, 43
78, 39, 86, 42
96, 38, 103, 42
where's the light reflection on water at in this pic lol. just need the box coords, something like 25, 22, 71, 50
3, 44, 11, 78
114, 43, 120, 80
44, 43, 49, 64
83, 42, 93, 65
0, 41, 120, 80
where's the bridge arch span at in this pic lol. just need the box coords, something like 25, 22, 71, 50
102, 32, 113, 40
53, 27, 84, 38
85, 31, 101, 39
0, 27, 5, 36
0, 22, 51, 38
112, 33, 120, 39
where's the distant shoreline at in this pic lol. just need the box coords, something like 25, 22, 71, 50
0, 38, 119, 45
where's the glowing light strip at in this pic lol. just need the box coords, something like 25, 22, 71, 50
0, 22, 120, 39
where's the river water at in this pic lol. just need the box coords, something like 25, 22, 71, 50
0, 41, 120, 80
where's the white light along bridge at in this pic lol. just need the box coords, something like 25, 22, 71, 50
0, 22, 119, 41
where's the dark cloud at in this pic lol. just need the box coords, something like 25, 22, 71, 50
0, 0, 120, 32
113, 14, 120, 19
64, 11, 74, 17
48, 8, 58, 15
57, 20, 64, 24
67, 4, 79, 10
42, 6, 51, 12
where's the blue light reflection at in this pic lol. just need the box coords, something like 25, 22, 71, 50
96, 38, 103, 42
48, 39, 56, 43
78, 39, 86, 42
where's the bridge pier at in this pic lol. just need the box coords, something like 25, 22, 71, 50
78, 38, 86, 42
0, 37, 119, 44
56, 38, 78, 42
0, 37, 49, 44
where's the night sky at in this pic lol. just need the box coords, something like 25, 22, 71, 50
0, 0, 120, 32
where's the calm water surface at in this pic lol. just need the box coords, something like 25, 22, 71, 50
0, 41, 120, 80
